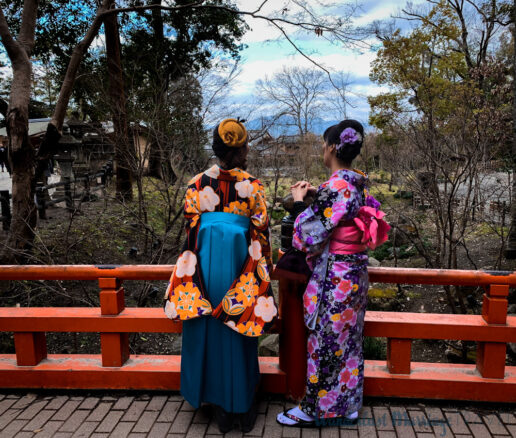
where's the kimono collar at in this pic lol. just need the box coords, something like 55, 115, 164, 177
329, 168, 368, 189
204, 164, 250, 182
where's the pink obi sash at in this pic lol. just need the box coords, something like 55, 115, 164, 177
329, 206, 390, 255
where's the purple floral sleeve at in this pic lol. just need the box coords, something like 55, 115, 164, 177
293, 175, 362, 255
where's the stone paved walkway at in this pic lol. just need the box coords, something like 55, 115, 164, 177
0, 391, 515, 438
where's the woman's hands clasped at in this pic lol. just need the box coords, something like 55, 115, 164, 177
291, 181, 317, 202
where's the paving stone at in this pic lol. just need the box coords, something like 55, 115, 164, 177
425, 408, 445, 423
321, 428, 340, 438
137, 394, 151, 401
71, 396, 85, 402
462, 412, 483, 424
301, 429, 320, 438
483, 415, 509, 435
390, 407, 415, 438
468, 423, 493, 438
168, 394, 184, 401
261, 424, 283, 438
22, 409, 57, 431
507, 425, 516, 438
0, 409, 22, 429
258, 400, 268, 414
121, 401, 149, 422
95, 410, 125, 433
148, 421, 171, 438
0, 398, 16, 416
101, 396, 117, 401
168, 434, 192, 438
86, 402, 112, 422
373, 407, 394, 431
59, 410, 91, 432
1, 419, 28, 437
52, 400, 82, 421
51, 433, 73, 438
432, 420, 454, 438
500, 415, 516, 425
14, 432, 34, 438
132, 411, 159, 433
78, 397, 100, 410
71, 421, 99, 438
245, 413, 265, 436
109, 421, 135, 438
46, 396, 69, 410
33, 420, 65, 438
185, 422, 208, 437
265, 403, 284, 426
147, 395, 168, 411
112, 396, 134, 411
89, 434, 109, 438
360, 408, 373, 419
408, 411, 433, 433
283, 423, 302, 437
181, 401, 196, 411
224, 431, 243, 438
445, 412, 471, 435
169, 410, 194, 434
377, 432, 396, 438
417, 434, 435, 438
340, 431, 359, 438
11, 393, 37, 409
358, 420, 377, 438
5, 394, 20, 399
157, 401, 182, 423
128, 433, 147, 438
17, 400, 48, 420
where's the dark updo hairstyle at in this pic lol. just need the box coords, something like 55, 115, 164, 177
323, 119, 364, 165
212, 126, 248, 170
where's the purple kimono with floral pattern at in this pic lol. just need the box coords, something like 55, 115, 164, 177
293, 169, 370, 419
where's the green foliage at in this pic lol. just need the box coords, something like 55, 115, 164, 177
363, 337, 386, 360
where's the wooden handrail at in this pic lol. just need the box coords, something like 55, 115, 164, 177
1, 264, 516, 286
0, 265, 515, 402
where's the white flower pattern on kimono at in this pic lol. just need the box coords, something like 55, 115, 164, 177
164, 300, 177, 319
199, 186, 220, 212
248, 240, 262, 261
253, 296, 277, 322
176, 250, 197, 278
235, 179, 255, 198
204, 165, 220, 179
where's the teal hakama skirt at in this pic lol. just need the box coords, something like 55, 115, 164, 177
180, 212, 260, 413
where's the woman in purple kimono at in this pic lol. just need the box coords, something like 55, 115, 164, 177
277, 120, 389, 427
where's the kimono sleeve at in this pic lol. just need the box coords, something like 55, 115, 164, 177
249, 181, 273, 268
293, 183, 361, 254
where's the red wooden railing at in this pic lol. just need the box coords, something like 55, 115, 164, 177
0, 265, 515, 402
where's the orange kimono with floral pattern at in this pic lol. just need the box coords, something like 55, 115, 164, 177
164, 165, 277, 337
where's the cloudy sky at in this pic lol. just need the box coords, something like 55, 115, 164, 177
228, 0, 425, 127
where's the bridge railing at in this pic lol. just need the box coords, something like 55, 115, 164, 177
0, 265, 514, 402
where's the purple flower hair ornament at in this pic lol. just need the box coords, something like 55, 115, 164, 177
337, 127, 362, 150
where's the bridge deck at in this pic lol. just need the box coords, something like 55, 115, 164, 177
0, 391, 514, 438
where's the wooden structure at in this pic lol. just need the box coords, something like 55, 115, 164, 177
0, 265, 514, 402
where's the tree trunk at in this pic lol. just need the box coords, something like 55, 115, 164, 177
104, 7, 133, 202
0, 0, 39, 262
506, 0, 516, 259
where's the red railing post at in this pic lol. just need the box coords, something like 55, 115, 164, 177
278, 275, 308, 400
99, 278, 129, 367
14, 332, 47, 366
476, 284, 509, 379
386, 339, 412, 374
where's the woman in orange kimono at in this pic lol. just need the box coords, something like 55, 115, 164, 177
164, 118, 277, 433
